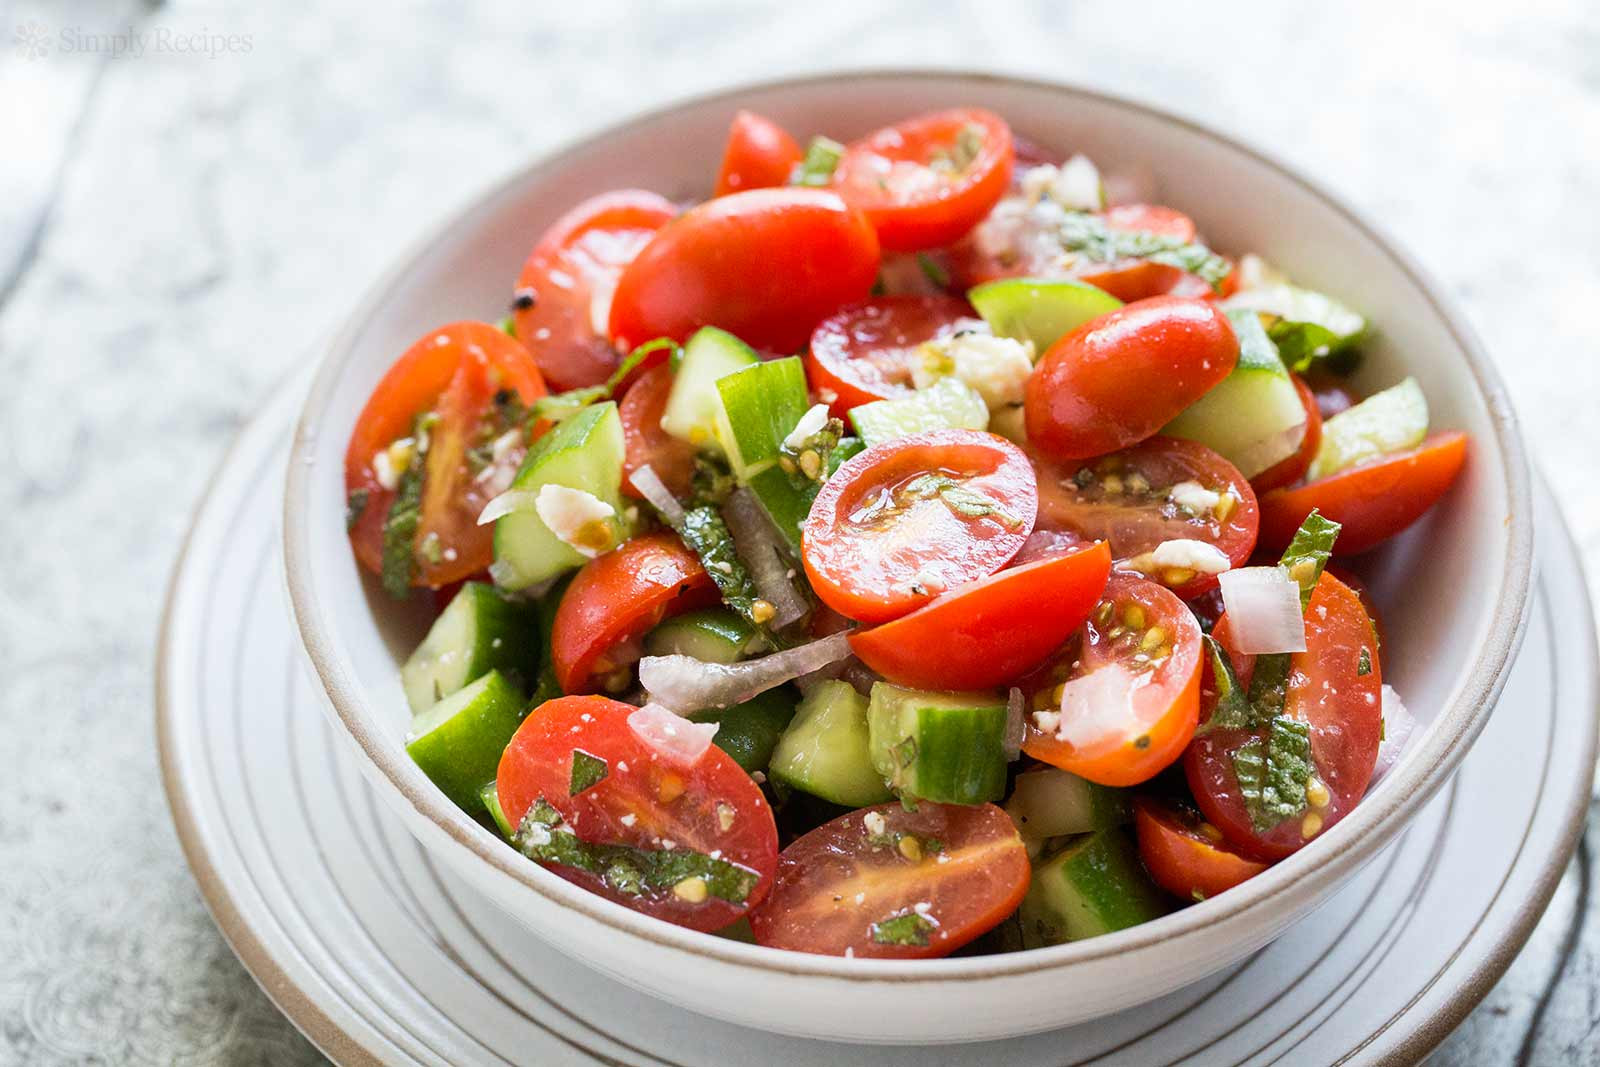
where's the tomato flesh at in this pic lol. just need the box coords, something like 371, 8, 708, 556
512, 190, 677, 392
1031, 436, 1259, 600
804, 295, 978, 417
1183, 572, 1382, 861
619, 363, 697, 501
1133, 796, 1268, 902
849, 541, 1111, 690
802, 429, 1037, 624
1020, 573, 1202, 787
497, 695, 779, 932
713, 110, 802, 197
550, 532, 719, 694
1251, 374, 1322, 493
749, 801, 1029, 958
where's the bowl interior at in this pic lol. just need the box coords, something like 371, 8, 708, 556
287, 72, 1527, 974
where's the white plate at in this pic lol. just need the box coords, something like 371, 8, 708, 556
160, 378, 1596, 1066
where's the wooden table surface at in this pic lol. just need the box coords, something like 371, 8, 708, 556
2, 1, 1596, 1063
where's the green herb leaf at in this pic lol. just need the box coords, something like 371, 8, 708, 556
345, 488, 369, 531
871, 911, 936, 947
917, 253, 951, 289
497, 315, 518, 339
1232, 715, 1314, 832
1194, 636, 1251, 735
379, 447, 426, 599
1358, 647, 1372, 676
569, 749, 609, 796
674, 505, 765, 626
531, 338, 681, 424
899, 473, 1024, 530
1053, 211, 1231, 291
1278, 510, 1342, 611
791, 135, 845, 187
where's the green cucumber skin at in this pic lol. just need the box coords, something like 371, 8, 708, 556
480, 781, 515, 839
1019, 830, 1168, 946
644, 609, 757, 664
400, 582, 541, 715
714, 357, 810, 477
406, 670, 528, 815
742, 465, 810, 557
1005, 767, 1131, 841
848, 377, 988, 447
1306, 376, 1427, 482
867, 684, 1009, 806
661, 327, 759, 445
967, 277, 1122, 352
769, 680, 893, 807
689, 688, 798, 774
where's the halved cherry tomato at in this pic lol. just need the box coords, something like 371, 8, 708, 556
1328, 564, 1386, 649
831, 108, 1014, 252
1031, 436, 1259, 600
512, 191, 677, 392
1020, 573, 1202, 787
1256, 432, 1468, 555
804, 295, 977, 417
1251, 374, 1322, 493
1184, 571, 1382, 861
748, 801, 1029, 958
496, 695, 779, 932
1026, 297, 1238, 461
619, 364, 696, 502
802, 429, 1037, 624
1133, 796, 1268, 902
713, 110, 803, 197
345, 321, 547, 589
550, 532, 719, 693
608, 188, 880, 354
849, 541, 1112, 690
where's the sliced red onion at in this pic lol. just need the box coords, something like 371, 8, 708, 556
723, 488, 807, 627
1004, 688, 1025, 760
1217, 567, 1307, 655
627, 464, 685, 527
1371, 684, 1415, 785
627, 702, 719, 767
639, 631, 852, 712
477, 488, 541, 526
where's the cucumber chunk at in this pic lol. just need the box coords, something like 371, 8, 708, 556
491, 402, 627, 591
400, 581, 540, 714
1005, 766, 1130, 843
1163, 309, 1307, 478
406, 670, 528, 814
1306, 377, 1428, 482
769, 680, 892, 806
1019, 830, 1168, 946
644, 609, 759, 664
1224, 280, 1366, 371
689, 687, 798, 774
713, 356, 811, 480
866, 683, 1009, 805
849, 377, 989, 447
661, 327, 759, 447
481, 781, 514, 838
967, 277, 1122, 352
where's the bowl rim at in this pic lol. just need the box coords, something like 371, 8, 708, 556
283, 67, 1534, 982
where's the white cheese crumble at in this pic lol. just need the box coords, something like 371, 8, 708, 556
1151, 538, 1232, 576
863, 811, 887, 836
1018, 156, 1104, 212
783, 403, 831, 450
1168, 480, 1222, 516
522, 823, 552, 847
914, 332, 1035, 408
534, 484, 616, 559
373, 436, 416, 491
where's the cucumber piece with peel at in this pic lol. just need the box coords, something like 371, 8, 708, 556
1306, 376, 1428, 482
849, 377, 989, 447
1162, 309, 1308, 478
1223, 274, 1366, 372
967, 276, 1122, 352
481, 781, 514, 838
1004, 766, 1131, 842
769, 680, 893, 806
405, 670, 528, 814
713, 356, 818, 553
400, 581, 540, 714
688, 688, 798, 774
866, 683, 1010, 806
644, 609, 760, 664
661, 326, 759, 447
1019, 830, 1168, 946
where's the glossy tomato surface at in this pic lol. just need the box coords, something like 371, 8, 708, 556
497, 695, 779, 932
619, 363, 697, 501
550, 532, 718, 693
1026, 297, 1238, 461
849, 541, 1111, 690
345, 321, 547, 589
831, 108, 1014, 252
1183, 572, 1383, 861
1133, 796, 1268, 902
749, 801, 1029, 958
802, 429, 1037, 623
713, 110, 802, 196
1021, 573, 1202, 786
1032, 436, 1259, 599
608, 187, 880, 354
512, 190, 677, 391
804, 295, 977, 416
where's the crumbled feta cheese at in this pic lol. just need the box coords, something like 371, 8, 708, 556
619, 813, 636, 828
1168, 480, 1222, 516
914, 332, 1035, 408
1032, 709, 1061, 735
1018, 156, 1103, 211
863, 811, 887, 836
373, 436, 416, 491
1150, 539, 1232, 575
534, 484, 616, 558
522, 823, 552, 847
783, 403, 831, 450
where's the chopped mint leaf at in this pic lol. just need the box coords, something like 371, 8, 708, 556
379, 440, 427, 599
899, 473, 1025, 530
1054, 211, 1230, 291
531, 338, 680, 423
791, 136, 845, 187
675, 505, 765, 627
1233, 716, 1314, 832
345, 488, 369, 531
871, 910, 936, 947
1358, 647, 1372, 676
1195, 635, 1250, 735
568, 749, 609, 796
497, 315, 517, 338
1267, 318, 1363, 376
1279, 510, 1341, 611
917, 253, 951, 289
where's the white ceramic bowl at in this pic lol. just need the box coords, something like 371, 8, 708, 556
283, 71, 1532, 1043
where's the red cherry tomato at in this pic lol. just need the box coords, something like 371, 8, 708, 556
1020, 573, 1202, 786
748, 801, 1029, 958
849, 541, 1112, 690
1256, 432, 1468, 555
1251, 374, 1323, 493
1104, 203, 1197, 242
550, 532, 719, 693
804, 295, 977, 417
1025, 297, 1239, 461
1133, 796, 1269, 902
802, 429, 1037, 624
619, 364, 697, 502
608, 188, 880, 354
713, 110, 803, 197
1184, 572, 1382, 861
345, 322, 547, 589
831, 109, 1014, 252
512, 191, 677, 392
496, 695, 779, 932
1031, 436, 1260, 600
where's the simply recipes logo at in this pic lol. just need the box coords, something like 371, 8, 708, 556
11, 21, 252, 60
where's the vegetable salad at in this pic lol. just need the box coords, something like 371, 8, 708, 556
344, 106, 1464, 958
